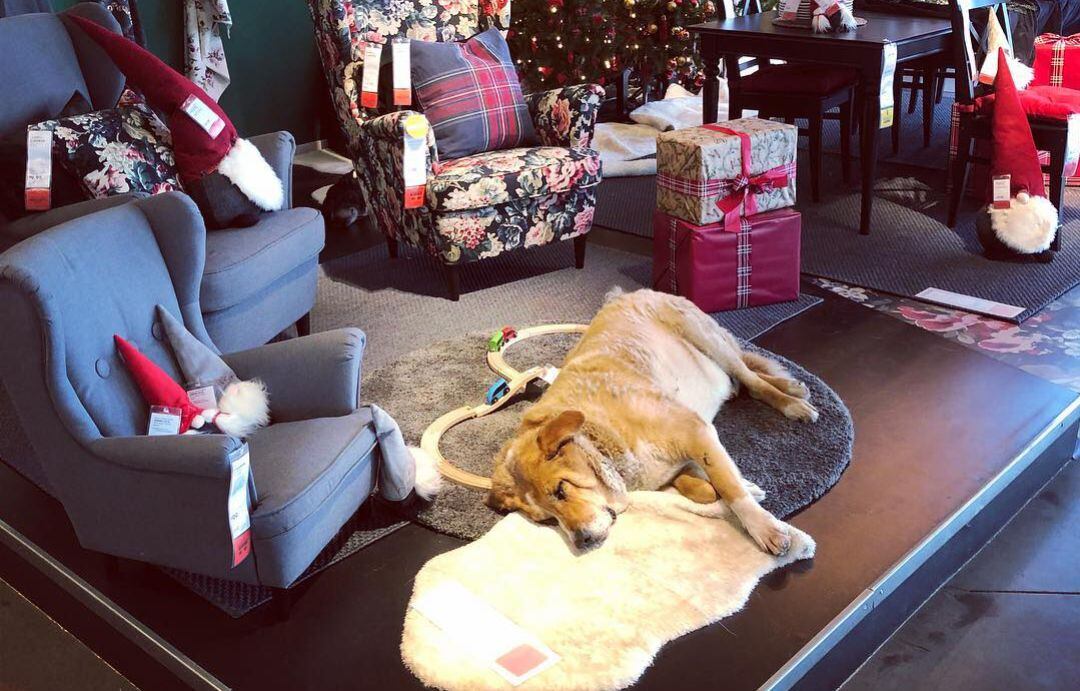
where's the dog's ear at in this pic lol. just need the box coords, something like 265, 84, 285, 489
487, 462, 545, 520
537, 410, 585, 459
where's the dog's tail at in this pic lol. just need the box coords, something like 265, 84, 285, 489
741, 350, 791, 379
604, 286, 625, 304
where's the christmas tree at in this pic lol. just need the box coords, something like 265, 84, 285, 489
508, 0, 719, 94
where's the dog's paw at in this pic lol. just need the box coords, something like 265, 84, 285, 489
732, 498, 792, 556
742, 478, 766, 501
786, 379, 811, 400
783, 398, 819, 423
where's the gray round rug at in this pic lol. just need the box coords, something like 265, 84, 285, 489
363, 328, 854, 541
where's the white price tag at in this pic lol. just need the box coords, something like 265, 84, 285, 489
879, 42, 897, 129
147, 405, 182, 436
411, 581, 561, 686
992, 174, 1011, 208
402, 114, 428, 209
187, 385, 217, 410
180, 95, 225, 138
228, 450, 252, 567
24, 129, 53, 211
361, 42, 383, 109
392, 38, 411, 106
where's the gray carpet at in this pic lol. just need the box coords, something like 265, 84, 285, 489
364, 330, 854, 541
316, 241, 822, 370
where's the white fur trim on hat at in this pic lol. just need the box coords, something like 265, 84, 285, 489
989, 192, 1058, 254
217, 138, 285, 211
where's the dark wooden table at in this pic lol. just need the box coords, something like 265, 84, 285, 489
691, 10, 952, 234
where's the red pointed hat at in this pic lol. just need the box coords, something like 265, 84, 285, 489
114, 335, 204, 433
989, 49, 1046, 200
68, 15, 283, 211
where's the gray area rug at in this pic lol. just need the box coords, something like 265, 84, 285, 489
316, 241, 822, 370
364, 330, 854, 541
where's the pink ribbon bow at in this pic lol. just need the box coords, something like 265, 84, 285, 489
702, 124, 793, 234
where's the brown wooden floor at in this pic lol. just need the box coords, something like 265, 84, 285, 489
1, 286, 1078, 691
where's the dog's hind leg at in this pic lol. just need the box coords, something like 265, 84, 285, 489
656, 297, 817, 421
742, 351, 811, 400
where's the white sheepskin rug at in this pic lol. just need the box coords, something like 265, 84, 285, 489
401, 490, 816, 690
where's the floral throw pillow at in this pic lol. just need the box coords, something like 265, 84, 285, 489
30, 103, 180, 199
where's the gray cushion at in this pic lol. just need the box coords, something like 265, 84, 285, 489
249, 407, 377, 539
201, 207, 324, 313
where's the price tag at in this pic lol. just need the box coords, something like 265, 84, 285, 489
187, 385, 217, 411
147, 405, 182, 436
779, 0, 800, 20
402, 114, 428, 209
24, 129, 53, 211
992, 174, 1011, 209
180, 95, 225, 138
879, 42, 897, 129
228, 449, 252, 567
392, 38, 412, 106
361, 42, 383, 109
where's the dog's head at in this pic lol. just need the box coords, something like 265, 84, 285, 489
486, 410, 629, 552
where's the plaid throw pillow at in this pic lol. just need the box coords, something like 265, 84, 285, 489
412, 28, 536, 160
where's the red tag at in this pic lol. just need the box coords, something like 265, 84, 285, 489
404, 184, 426, 209
825, 2, 839, 17
393, 88, 411, 106
232, 530, 251, 567
24, 187, 50, 212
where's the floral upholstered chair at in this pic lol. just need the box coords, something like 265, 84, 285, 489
307, 0, 604, 299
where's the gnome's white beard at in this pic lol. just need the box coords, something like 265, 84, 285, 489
989, 192, 1058, 254
218, 138, 285, 211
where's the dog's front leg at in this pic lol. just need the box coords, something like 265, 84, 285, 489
672, 418, 792, 556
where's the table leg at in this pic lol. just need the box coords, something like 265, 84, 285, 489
702, 41, 721, 124
859, 68, 882, 235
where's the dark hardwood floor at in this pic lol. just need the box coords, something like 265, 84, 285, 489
1, 286, 1077, 691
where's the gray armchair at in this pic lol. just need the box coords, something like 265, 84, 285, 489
0, 192, 384, 589
0, 3, 324, 352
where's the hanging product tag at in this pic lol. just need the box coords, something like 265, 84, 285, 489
147, 405, 182, 436
392, 38, 412, 106
402, 113, 429, 209
24, 129, 53, 212
361, 42, 383, 109
879, 42, 897, 129
779, 0, 800, 21
187, 385, 217, 411
228, 449, 252, 567
992, 174, 1011, 209
180, 95, 225, 138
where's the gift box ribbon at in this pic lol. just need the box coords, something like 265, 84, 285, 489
656, 125, 795, 234
1035, 33, 1080, 87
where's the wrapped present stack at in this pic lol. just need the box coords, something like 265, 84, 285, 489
653, 118, 802, 313
1032, 33, 1080, 90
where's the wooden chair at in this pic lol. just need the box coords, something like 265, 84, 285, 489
892, 57, 954, 152
947, 0, 1072, 251
722, 0, 857, 202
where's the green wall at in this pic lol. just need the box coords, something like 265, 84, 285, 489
54, 0, 333, 143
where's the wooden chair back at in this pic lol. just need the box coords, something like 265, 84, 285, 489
948, 0, 1013, 103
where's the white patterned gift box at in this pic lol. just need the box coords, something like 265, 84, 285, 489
656, 118, 798, 228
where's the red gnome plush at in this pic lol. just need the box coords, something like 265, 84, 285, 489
114, 335, 205, 433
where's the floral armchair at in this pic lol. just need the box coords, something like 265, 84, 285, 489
307, 0, 604, 299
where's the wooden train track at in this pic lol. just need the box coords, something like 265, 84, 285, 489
420, 324, 588, 490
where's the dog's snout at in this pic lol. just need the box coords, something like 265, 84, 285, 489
573, 531, 604, 551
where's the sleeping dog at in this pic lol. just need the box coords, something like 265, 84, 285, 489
486, 289, 818, 555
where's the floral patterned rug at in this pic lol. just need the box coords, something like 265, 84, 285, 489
810, 278, 1080, 394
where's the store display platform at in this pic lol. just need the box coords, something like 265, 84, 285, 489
1, 287, 1078, 691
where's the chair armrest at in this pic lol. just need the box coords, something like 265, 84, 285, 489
3, 193, 147, 243
525, 84, 606, 149
248, 131, 296, 209
223, 328, 366, 423
88, 433, 246, 479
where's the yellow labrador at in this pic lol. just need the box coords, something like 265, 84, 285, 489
487, 289, 818, 554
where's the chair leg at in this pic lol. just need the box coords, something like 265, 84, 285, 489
935, 72, 946, 104
839, 96, 853, 184
386, 236, 398, 259
808, 112, 823, 203
891, 72, 902, 156
907, 71, 920, 115
295, 312, 311, 338
948, 129, 972, 228
922, 72, 936, 148
573, 234, 588, 269
1048, 136, 1067, 252
443, 264, 461, 301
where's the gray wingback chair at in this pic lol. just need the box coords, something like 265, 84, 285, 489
0, 192, 378, 589
0, 3, 324, 352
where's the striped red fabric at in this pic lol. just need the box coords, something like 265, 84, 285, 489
1033, 33, 1080, 90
